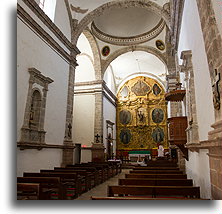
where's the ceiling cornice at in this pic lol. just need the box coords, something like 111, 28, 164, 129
91, 19, 165, 46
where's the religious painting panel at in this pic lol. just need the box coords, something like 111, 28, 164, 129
152, 127, 165, 143
119, 110, 132, 125
131, 80, 150, 96
136, 107, 147, 125
153, 83, 161, 96
152, 108, 164, 123
119, 129, 131, 144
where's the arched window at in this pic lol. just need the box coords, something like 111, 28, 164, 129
39, 0, 57, 21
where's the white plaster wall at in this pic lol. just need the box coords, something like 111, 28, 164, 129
103, 96, 117, 155
177, 0, 214, 141
17, 18, 69, 145
103, 66, 116, 94
17, 148, 62, 176
75, 55, 95, 82
73, 94, 95, 162
77, 34, 94, 59
185, 150, 211, 199
75, 33, 95, 82
54, 0, 71, 40
81, 150, 92, 163
73, 94, 95, 147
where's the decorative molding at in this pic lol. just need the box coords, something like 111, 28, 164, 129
91, 19, 165, 46
17, 142, 75, 150
70, 4, 88, 14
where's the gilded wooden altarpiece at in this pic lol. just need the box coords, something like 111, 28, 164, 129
116, 76, 168, 151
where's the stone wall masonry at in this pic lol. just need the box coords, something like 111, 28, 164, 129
196, 0, 222, 121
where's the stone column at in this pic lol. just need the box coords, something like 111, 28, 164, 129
180, 50, 199, 145
91, 91, 105, 162
62, 52, 79, 166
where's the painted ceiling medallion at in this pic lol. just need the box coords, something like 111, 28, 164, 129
101, 46, 110, 57
155, 40, 165, 51
91, 19, 165, 46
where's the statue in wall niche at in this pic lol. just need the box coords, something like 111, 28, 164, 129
212, 69, 221, 110
67, 123, 72, 138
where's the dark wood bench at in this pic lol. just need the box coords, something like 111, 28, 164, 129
17, 183, 39, 200
125, 173, 187, 179
50, 168, 93, 191
87, 162, 115, 178
69, 164, 107, 182
23, 172, 81, 199
119, 178, 193, 186
61, 166, 102, 185
130, 170, 184, 174
108, 185, 200, 198
133, 166, 180, 170
91, 196, 206, 200
17, 177, 64, 200
145, 161, 178, 167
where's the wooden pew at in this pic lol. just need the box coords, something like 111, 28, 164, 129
130, 170, 184, 174
87, 162, 115, 178
133, 166, 180, 170
108, 185, 200, 198
145, 161, 178, 167
119, 178, 193, 186
126, 173, 187, 179
23, 172, 81, 199
17, 183, 39, 200
69, 164, 106, 182
48, 168, 93, 191
91, 196, 207, 200
17, 177, 64, 200
61, 166, 102, 185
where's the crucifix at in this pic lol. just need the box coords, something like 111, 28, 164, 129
95, 134, 100, 143
212, 69, 221, 110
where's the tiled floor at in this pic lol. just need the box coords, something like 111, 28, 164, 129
75, 169, 130, 200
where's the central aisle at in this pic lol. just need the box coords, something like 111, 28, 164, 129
75, 169, 130, 200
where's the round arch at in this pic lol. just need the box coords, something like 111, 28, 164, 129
102, 46, 167, 78
72, 0, 170, 44
82, 29, 102, 80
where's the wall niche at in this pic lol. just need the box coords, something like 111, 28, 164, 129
19, 68, 53, 148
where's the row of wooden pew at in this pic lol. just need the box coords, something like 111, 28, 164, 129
17, 161, 122, 200
91, 160, 203, 200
